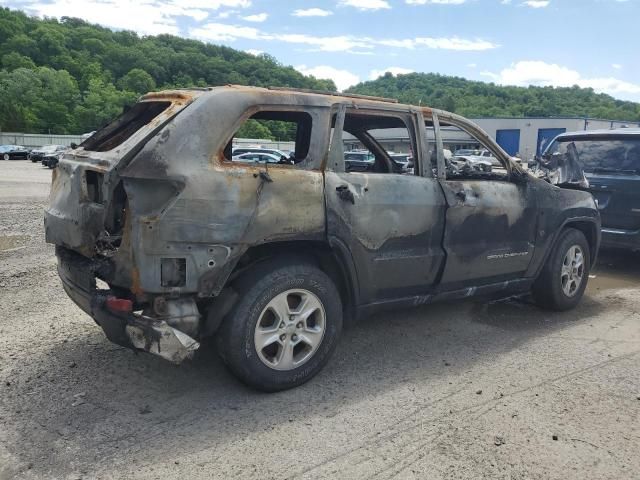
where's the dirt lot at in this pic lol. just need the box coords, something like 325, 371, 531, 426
0, 160, 638, 480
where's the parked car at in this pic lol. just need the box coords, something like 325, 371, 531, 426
451, 152, 493, 172
233, 152, 282, 164
453, 148, 479, 156
42, 148, 68, 169
0, 145, 29, 160
541, 128, 640, 250
232, 147, 289, 162
45, 86, 600, 392
344, 150, 375, 172
29, 144, 67, 163
389, 153, 413, 173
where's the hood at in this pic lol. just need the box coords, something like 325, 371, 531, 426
532, 143, 589, 188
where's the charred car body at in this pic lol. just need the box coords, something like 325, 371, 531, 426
45, 86, 600, 391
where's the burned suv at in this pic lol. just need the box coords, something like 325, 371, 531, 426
45, 86, 600, 391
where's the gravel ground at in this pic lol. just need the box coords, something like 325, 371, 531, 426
0, 160, 638, 480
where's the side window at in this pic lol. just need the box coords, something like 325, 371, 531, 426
224, 110, 313, 167
340, 111, 416, 175
436, 122, 509, 181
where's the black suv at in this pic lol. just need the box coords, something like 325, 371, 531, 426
45, 86, 600, 391
543, 129, 639, 250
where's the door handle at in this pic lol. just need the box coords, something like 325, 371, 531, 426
336, 184, 355, 204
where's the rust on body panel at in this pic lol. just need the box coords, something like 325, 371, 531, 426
44, 84, 600, 369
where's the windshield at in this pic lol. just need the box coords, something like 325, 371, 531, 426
40, 145, 59, 152
546, 136, 640, 173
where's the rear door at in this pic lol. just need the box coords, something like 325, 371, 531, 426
324, 105, 447, 304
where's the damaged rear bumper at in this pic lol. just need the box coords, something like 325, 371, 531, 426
57, 249, 199, 363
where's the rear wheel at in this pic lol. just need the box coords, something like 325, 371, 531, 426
533, 228, 590, 311
3, 153, 9, 161
217, 258, 343, 392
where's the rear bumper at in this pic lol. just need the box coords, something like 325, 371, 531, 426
601, 227, 640, 250
57, 249, 199, 363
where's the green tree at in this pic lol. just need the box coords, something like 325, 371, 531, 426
73, 77, 135, 132
236, 119, 275, 140
118, 68, 155, 94
1, 52, 36, 70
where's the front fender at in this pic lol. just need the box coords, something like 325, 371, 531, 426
526, 179, 600, 278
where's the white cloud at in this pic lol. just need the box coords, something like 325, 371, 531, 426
278, 33, 372, 52
339, 0, 391, 10
217, 10, 236, 18
482, 60, 640, 100
612, 63, 623, 70
295, 65, 360, 91
292, 8, 333, 17
190, 23, 497, 53
406, 0, 466, 4
522, 0, 550, 7
245, 49, 263, 56
379, 36, 498, 50
369, 66, 414, 79
241, 12, 267, 22
191, 23, 262, 41
20, 0, 252, 36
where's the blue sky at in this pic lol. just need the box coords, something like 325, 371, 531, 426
3, 0, 640, 101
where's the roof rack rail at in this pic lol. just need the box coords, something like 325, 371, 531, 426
268, 86, 398, 104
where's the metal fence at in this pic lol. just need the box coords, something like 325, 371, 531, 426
232, 138, 295, 151
0, 132, 85, 148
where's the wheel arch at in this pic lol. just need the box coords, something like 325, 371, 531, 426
562, 219, 600, 264
204, 239, 359, 336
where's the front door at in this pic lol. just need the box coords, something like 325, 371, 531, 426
434, 114, 538, 288
324, 105, 447, 304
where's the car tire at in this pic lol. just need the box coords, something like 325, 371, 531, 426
216, 258, 343, 392
532, 228, 590, 311
3, 154, 8, 161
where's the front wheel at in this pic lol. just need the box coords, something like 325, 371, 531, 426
3, 153, 9, 161
532, 228, 590, 311
217, 259, 343, 392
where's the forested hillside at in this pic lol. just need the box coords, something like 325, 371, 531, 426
0, 8, 335, 135
2, 8, 639, 137
347, 72, 640, 121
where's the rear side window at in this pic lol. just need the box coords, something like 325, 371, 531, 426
548, 137, 640, 172
224, 110, 313, 166
82, 101, 171, 152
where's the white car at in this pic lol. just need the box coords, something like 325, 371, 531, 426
232, 147, 289, 161
233, 152, 283, 164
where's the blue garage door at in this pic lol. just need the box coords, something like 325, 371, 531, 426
537, 128, 566, 156
496, 129, 521, 156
